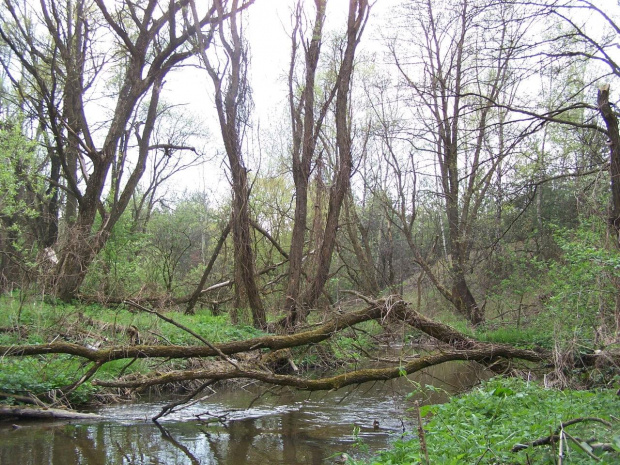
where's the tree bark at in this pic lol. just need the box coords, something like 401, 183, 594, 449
597, 84, 620, 240
0, 405, 102, 421
597, 84, 620, 337
283, 0, 330, 328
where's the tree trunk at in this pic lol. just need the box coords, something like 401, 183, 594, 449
283, 0, 328, 328
0, 405, 102, 421
300, 0, 369, 311
597, 84, 620, 337
451, 266, 484, 326
231, 166, 266, 328
597, 84, 620, 240
197, 0, 266, 329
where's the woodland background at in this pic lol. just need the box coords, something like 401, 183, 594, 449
0, 0, 619, 347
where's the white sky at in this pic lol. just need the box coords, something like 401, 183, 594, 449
155, 0, 620, 202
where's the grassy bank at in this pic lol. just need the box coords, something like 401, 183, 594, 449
0, 295, 383, 406
0, 295, 266, 405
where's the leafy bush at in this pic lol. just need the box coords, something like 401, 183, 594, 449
545, 220, 620, 347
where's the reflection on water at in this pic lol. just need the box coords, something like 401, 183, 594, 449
0, 359, 487, 464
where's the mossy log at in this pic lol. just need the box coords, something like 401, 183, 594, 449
0, 405, 102, 421
0, 295, 589, 396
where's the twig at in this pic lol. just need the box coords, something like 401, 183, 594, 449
512, 417, 613, 452
54, 360, 104, 406
415, 401, 430, 465
153, 379, 216, 421
563, 430, 601, 462
559, 417, 612, 429
341, 289, 378, 305
0, 391, 48, 407
118, 357, 138, 377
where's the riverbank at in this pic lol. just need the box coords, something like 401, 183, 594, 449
1, 294, 618, 465
354, 377, 619, 465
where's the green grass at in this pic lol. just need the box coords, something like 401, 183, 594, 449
0, 295, 266, 405
0, 356, 98, 404
354, 377, 620, 464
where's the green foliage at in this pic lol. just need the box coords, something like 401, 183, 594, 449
76, 304, 264, 345
82, 192, 231, 299
0, 117, 46, 267
0, 295, 266, 404
331, 335, 370, 361
0, 356, 98, 405
0, 118, 41, 220
475, 326, 552, 349
82, 211, 149, 297
544, 220, 620, 346
356, 377, 619, 465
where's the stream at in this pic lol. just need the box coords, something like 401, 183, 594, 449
0, 358, 487, 464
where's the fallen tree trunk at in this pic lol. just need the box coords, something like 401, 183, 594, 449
92, 346, 542, 391
0, 297, 531, 362
0, 300, 391, 362
0, 296, 549, 394
0, 405, 103, 421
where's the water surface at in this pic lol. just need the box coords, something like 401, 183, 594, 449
0, 358, 486, 464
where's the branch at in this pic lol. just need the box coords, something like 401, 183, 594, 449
125, 300, 240, 369
92, 347, 536, 391
250, 219, 289, 259
147, 144, 198, 153
512, 417, 613, 452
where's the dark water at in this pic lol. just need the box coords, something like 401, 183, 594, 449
0, 359, 486, 465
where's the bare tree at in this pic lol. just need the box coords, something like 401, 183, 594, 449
188, 0, 266, 328
385, 0, 532, 325
130, 105, 207, 234
282, 0, 330, 327
0, 0, 223, 300
281, 0, 370, 328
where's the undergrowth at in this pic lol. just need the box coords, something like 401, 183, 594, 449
353, 377, 620, 464
0, 295, 266, 405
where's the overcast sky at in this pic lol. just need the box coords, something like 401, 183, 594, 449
160, 0, 391, 197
